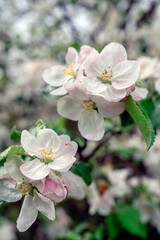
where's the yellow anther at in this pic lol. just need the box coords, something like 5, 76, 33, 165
101, 66, 113, 83
40, 147, 56, 163
80, 100, 94, 113
15, 182, 32, 196
63, 64, 77, 78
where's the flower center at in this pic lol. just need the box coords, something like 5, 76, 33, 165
80, 100, 94, 113
41, 147, 57, 164
99, 183, 108, 196
63, 64, 77, 78
15, 181, 33, 196
100, 66, 113, 84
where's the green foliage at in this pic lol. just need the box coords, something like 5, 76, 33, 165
124, 96, 155, 150
117, 205, 147, 239
72, 162, 93, 186
106, 214, 121, 240
152, 96, 160, 130
34, 119, 47, 137
0, 146, 25, 163
120, 110, 134, 130
10, 125, 21, 140
93, 225, 104, 240
112, 148, 131, 159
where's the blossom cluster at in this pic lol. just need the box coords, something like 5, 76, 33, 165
43, 43, 140, 141
0, 128, 86, 232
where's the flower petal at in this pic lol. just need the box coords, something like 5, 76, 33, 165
50, 86, 67, 96
112, 60, 140, 89
78, 110, 105, 141
16, 195, 38, 232
81, 76, 107, 94
62, 171, 86, 200
37, 129, 61, 152
100, 42, 127, 66
131, 86, 148, 101
43, 65, 70, 86
155, 79, 160, 94
102, 85, 126, 102
20, 159, 50, 180
4, 155, 24, 182
64, 82, 88, 100
48, 156, 76, 172
33, 190, 55, 221
0, 180, 22, 202
90, 94, 125, 118
65, 47, 79, 64
21, 130, 42, 158
57, 96, 82, 121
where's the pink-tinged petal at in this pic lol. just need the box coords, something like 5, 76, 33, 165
131, 86, 148, 101
0, 180, 22, 202
57, 96, 82, 121
43, 178, 58, 195
48, 156, 76, 172
56, 141, 78, 159
33, 190, 55, 221
21, 130, 42, 158
37, 129, 61, 152
20, 159, 50, 180
84, 49, 104, 77
62, 171, 86, 200
50, 86, 67, 96
112, 60, 140, 89
90, 94, 125, 118
100, 42, 127, 67
59, 134, 71, 142
64, 82, 88, 100
102, 85, 127, 102
78, 110, 105, 141
79, 45, 94, 64
32, 179, 45, 193
17, 195, 38, 232
81, 76, 107, 94
5, 156, 24, 182
47, 184, 67, 202
65, 47, 79, 64
43, 65, 70, 87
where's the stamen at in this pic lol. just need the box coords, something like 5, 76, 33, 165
80, 100, 94, 113
41, 147, 56, 163
15, 182, 32, 196
101, 66, 113, 84
63, 64, 77, 78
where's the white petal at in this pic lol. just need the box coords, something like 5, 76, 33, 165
102, 85, 126, 102
131, 86, 148, 101
56, 141, 78, 159
48, 157, 76, 172
112, 60, 140, 89
20, 159, 50, 180
5, 155, 24, 182
16, 195, 38, 232
100, 42, 127, 67
81, 76, 107, 94
78, 110, 105, 141
62, 171, 86, 200
65, 47, 79, 64
33, 190, 55, 221
90, 94, 125, 118
0, 180, 22, 202
57, 96, 82, 121
43, 65, 70, 86
50, 86, 67, 96
64, 82, 88, 100
21, 130, 42, 158
37, 129, 61, 152
59, 134, 70, 142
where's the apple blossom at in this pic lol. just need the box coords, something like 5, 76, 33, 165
81, 42, 140, 102
57, 82, 125, 141
42, 45, 94, 96
20, 128, 78, 180
0, 156, 55, 232
87, 181, 114, 216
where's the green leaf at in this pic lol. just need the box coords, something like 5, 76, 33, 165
10, 125, 21, 140
93, 225, 104, 240
112, 148, 131, 159
34, 119, 47, 137
58, 231, 82, 240
0, 146, 25, 162
124, 96, 155, 150
72, 162, 93, 186
106, 214, 120, 240
117, 205, 147, 239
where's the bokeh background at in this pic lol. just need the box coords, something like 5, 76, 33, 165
1, 0, 160, 239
